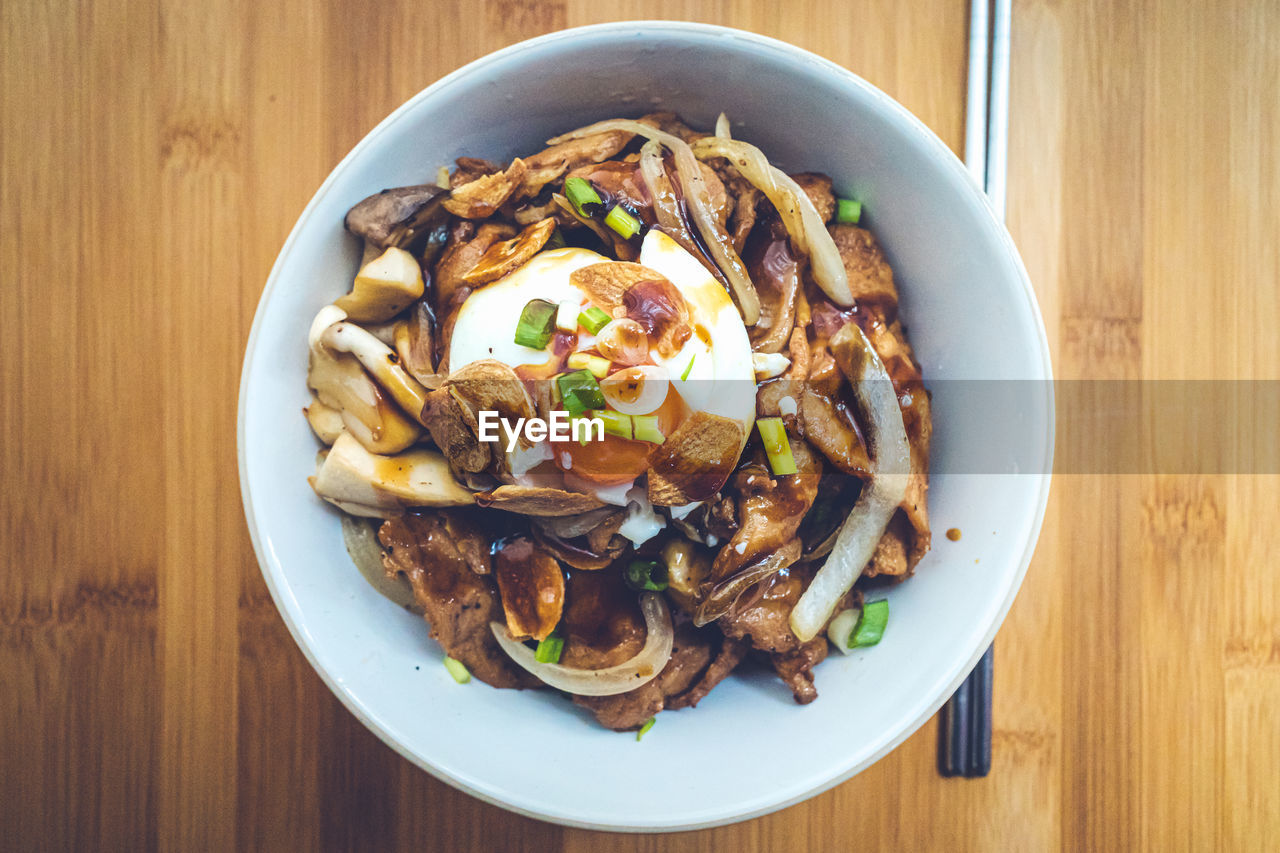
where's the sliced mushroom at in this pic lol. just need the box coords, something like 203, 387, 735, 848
303, 394, 345, 445
421, 387, 491, 474
661, 537, 711, 615
518, 128, 637, 198
392, 301, 439, 387
320, 322, 430, 427
568, 261, 668, 313
475, 485, 607, 517
443, 158, 529, 219
460, 217, 556, 286
308, 307, 421, 454
309, 433, 475, 516
493, 537, 565, 641
344, 184, 447, 250
334, 247, 424, 323
647, 412, 745, 506
444, 359, 538, 453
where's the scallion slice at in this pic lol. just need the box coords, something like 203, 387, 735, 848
590, 409, 633, 439
534, 631, 565, 663
636, 716, 656, 741
556, 300, 580, 333
604, 204, 641, 239
680, 354, 696, 381
756, 417, 798, 475
835, 198, 862, 224
556, 369, 606, 416
632, 414, 665, 444
849, 599, 888, 647
564, 176, 602, 217
443, 656, 471, 684
514, 298, 557, 349
578, 305, 611, 334
546, 228, 567, 250
567, 351, 611, 378
625, 559, 668, 592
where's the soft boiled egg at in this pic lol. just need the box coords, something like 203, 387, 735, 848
447, 230, 756, 500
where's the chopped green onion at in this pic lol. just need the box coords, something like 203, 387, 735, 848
567, 351, 611, 378
589, 409, 632, 439
534, 631, 565, 663
680, 354, 696, 381
564, 176, 602, 217
636, 716, 656, 741
632, 414, 665, 444
569, 411, 597, 445
604, 204, 641, 239
443, 656, 471, 684
826, 608, 860, 654
555, 300, 580, 333
849, 600, 889, 647
514, 298, 557, 349
756, 417, 798, 475
546, 228, 567, 250
578, 305, 611, 335
624, 559, 668, 592
556, 369, 606, 416
835, 198, 862, 224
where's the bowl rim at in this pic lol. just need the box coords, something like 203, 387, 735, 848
237, 20, 1055, 832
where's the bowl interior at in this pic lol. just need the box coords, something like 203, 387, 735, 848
239, 22, 1052, 831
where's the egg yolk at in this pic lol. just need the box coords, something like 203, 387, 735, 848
556, 387, 688, 485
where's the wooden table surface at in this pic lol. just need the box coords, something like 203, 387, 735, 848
3, 0, 1277, 849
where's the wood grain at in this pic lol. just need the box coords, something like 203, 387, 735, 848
2, 0, 1276, 849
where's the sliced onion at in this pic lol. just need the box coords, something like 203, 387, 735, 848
595, 318, 649, 365
489, 592, 674, 695
690, 136, 853, 306
637, 139, 710, 275
340, 514, 417, 609
789, 323, 909, 641
601, 365, 668, 415
549, 119, 760, 325
693, 545, 796, 627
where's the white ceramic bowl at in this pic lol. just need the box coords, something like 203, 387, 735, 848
238, 21, 1053, 831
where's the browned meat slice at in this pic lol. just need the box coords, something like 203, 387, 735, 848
574, 622, 750, 730
717, 565, 808, 656
558, 568, 646, 668
828, 224, 899, 311
718, 565, 851, 704
710, 442, 822, 581
379, 512, 537, 689
791, 172, 835, 224
771, 637, 829, 705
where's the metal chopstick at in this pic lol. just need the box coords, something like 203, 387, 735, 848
940, 0, 1010, 779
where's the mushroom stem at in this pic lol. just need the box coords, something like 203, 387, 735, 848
321, 322, 431, 427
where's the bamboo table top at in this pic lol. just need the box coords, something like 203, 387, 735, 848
3, 0, 1276, 849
